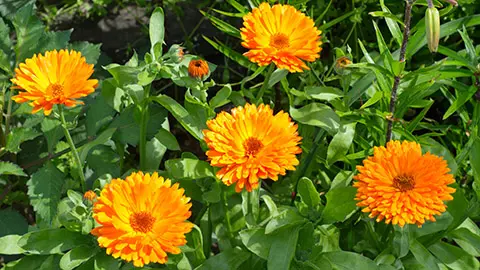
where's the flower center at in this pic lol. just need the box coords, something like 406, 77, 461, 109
392, 174, 415, 192
130, 211, 156, 233
244, 137, 263, 156
48, 83, 64, 99
270, 33, 290, 50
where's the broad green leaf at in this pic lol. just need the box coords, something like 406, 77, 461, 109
149, 7, 165, 58
68, 42, 102, 65
41, 118, 64, 154
0, 235, 26, 255
265, 207, 306, 234
0, 18, 11, 74
409, 239, 441, 270
60, 245, 99, 270
0, 161, 26, 176
12, 3, 44, 62
103, 64, 138, 86
154, 128, 180, 151
6, 127, 41, 153
18, 228, 90, 254
86, 145, 121, 178
34, 30, 71, 53
330, 171, 354, 190
429, 242, 480, 270
27, 162, 65, 226
240, 228, 273, 260
165, 158, 215, 180
209, 84, 232, 109
101, 78, 125, 112
242, 188, 259, 227
86, 96, 115, 137
267, 226, 301, 270
297, 177, 320, 208
152, 95, 204, 140
94, 252, 120, 270
450, 228, 480, 257
290, 103, 340, 135
78, 128, 117, 163
307, 251, 380, 270
3, 255, 60, 270
184, 225, 206, 267
0, 0, 34, 18
304, 86, 343, 102
268, 68, 288, 88
326, 122, 356, 166
200, 11, 241, 38
144, 137, 167, 170
196, 247, 250, 270
322, 187, 357, 224
0, 209, 28, 237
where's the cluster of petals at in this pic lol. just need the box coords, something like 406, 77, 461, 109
353, 140, 456, 227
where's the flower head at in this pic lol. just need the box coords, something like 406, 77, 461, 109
83, 190, 97, 201
91, 172, 193, 267
11, 49, 98, 115
188, 59, 209, 79
240, 3, 322, 72
353, 141, 456, 227
203, 103, 302, 192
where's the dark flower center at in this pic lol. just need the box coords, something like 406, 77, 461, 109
393, 174, 415, 192
48, 83, 64, 98
244, 137, 263, 156
130, 211, 156, 233
270, 33, 290, 50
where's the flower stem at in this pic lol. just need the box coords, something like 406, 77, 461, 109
58, 105, 85, 192
222, 189, 234, 240
386, 0, 414, 143
256, 64, 275, 103
139, 105, 149, 170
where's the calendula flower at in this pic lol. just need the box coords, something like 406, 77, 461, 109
240, 3, 322, 72
91, 172, 193, 267
353, 141, 456, 227
188, 59, 209, 79
11, 49, 98, 115
203, 103, 302, 192
83, 190, 97, 201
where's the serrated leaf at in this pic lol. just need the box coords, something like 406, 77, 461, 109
27, 162, 65, 226
69, 42, 101, 65
6, 127, 41, 153
0, 161, 26, 176
41, 118, 64, 154
86, 95, 115, 137
34, 30, 71, 53
12, 3, 45, 62
18, 228, 90, 255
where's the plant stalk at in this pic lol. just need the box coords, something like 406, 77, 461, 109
256, 64, 275, 103
386, 0, 414, 143
59, 105, 85, 192
139, 105, 149, 170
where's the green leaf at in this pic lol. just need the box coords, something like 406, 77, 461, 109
101, 78, 125, 112
154, 128, 180, 151
0, 0, 34, 18
0, 209, 28, 237
209, 84, 232, 109
379, 0, 403, 46
307, 251, 381, 270
103, 64, 139, 86
152, 95, 204, 140
471, 138, 480, 194
86, 96, 115, 137
41, 118, 64, 154
34, 30, 71, 53
304, 86, 343, 102
60, 245, 99, 270
6, 127, 41, 153
144, 137, 167, 170
457, 26, 478, 66
94, 251, 120, 270
429, 242, 480, 270
27, 162, 65, 226
409, 239, 441, 270
290, 103, 340, 135
0, 161, 26, 176
267, 226, 301, 270
200, 11, 241, 38
268, 68, 288, 88
322, 187, 357, 224
326, 122, 356, 166
239, 228, 273, 260
0, 235, 26, 255
165, 158, 215, 180
68, 42, 102, 65
196, 247, 250, 270
297, 177, 320, 208
149, 7, 165, 58
443, 86, 478, 120
184, 224, 206, 267
78, 128, 117, 163
360, 91, 383, 109
265, 207, 306, 234
12, 3, 45, 62
86, 145, 121, 178
3, 255, 61, 270
450, 228, 480, 257
203, 36, 257, 71
18, 228, 91, 255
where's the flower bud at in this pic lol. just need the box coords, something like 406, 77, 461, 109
425, 7, 440, 53
167, 44, 184, 63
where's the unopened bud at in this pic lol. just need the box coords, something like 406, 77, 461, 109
334, 56, 352, 75
444, 0, 458, 6
426, 7, 440, 53
167, 44, 184, 63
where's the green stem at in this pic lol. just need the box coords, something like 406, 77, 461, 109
256, 64, 275, 103
139, 105, 149, 170
222, 189, 234, 239
59, 106, 85, 192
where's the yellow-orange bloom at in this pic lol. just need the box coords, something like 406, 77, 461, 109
188, 59, 209, 79
11, 50, 98, 115
353, 141, 456, 227
91, 172, 193, 267
203, 103, 302, 192
83, 190, 97, 201
240, 3, 322, 72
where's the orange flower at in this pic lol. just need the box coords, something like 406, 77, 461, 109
91, 172, 193, 267
240, 3, 322, 72
353, 141, 456, 227
11, 49, 98, 115
203, 103, 302, 192
83, 190, 97, 201
188, 59, 209, 79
